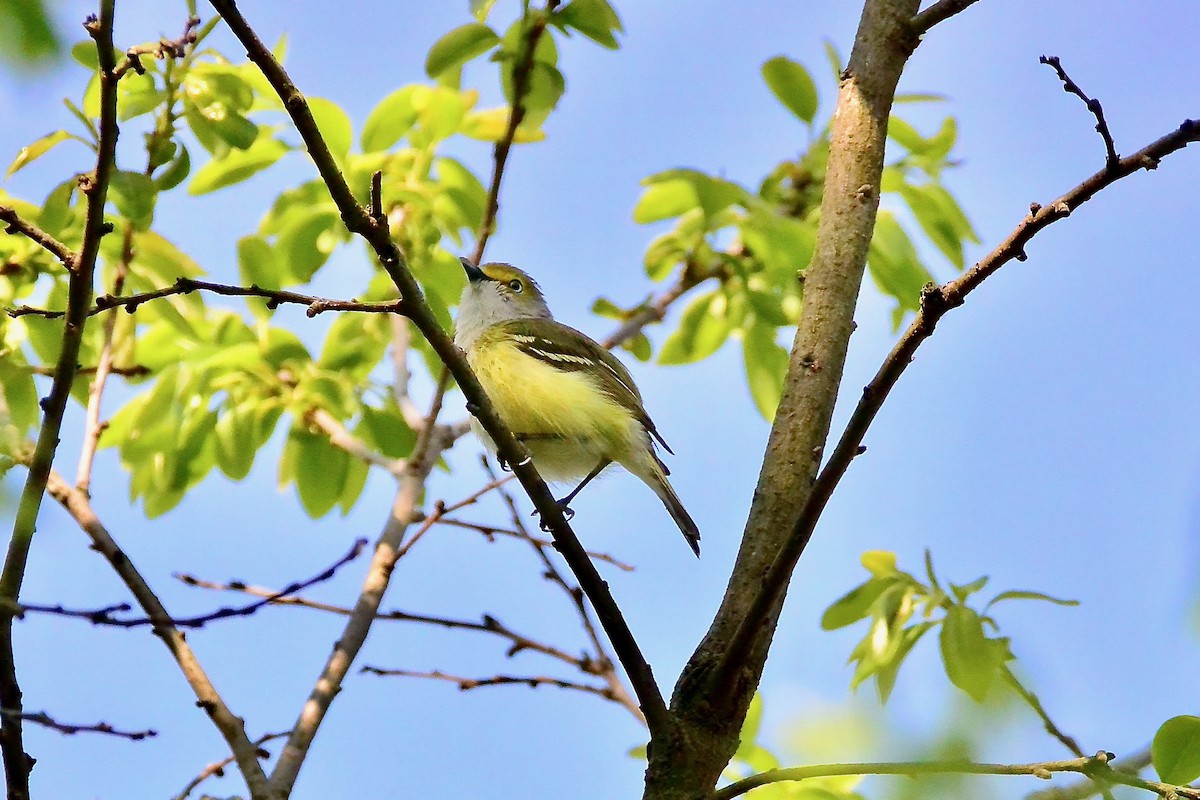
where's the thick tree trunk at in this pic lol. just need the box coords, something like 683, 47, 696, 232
644, 1, 921, 797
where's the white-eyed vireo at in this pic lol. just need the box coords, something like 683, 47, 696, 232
454, 258, 700, 556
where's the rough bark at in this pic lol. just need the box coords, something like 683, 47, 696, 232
642, 2, 922, 797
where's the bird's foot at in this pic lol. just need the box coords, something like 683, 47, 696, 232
531, 500, 575, 532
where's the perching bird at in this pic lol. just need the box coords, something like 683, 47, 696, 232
454, 258, 700, 556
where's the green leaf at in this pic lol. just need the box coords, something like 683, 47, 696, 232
188, 134, 289, 195
741, 320, 788, 420
289, 427, 349, 519
762, 56, 818, 124
339, 454, 369, 514
635, 169, 747, 224
821, 579, 890, 630
6, 130, 76, 178
868, 211, 934, 324
318, 313, 389, 379
425, 23, 500, 79
1, 0, 61, 63
1153, 716, 1200, 785
361, 86, 419, 152
861, 550, 897, 577
558, 0, 624, 49
118, 71, 161, 121
658, 290, 734, 366
948, 575, 988, 604
307, 97, 353, 163
0, 358, 38, 434
874, 620, 936, 702
153, 144, 191, 191
623, 333, 651, 362
109, 170, 157, 231
358, 403, 416, 460
471, 0, 499, 21
821, 40, 843, 81
984, 590, 1080, 610
939, 606, 1007, 702
276, 207, 340, 283
214, 403, 257, 480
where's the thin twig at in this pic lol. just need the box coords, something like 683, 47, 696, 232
1026, 748, 1153, 800
75, 222, 133, 496
429, 515, 634, 571
1003, 667, 1084, 757
0, 208, 74, 268
360, 667, 617, 703
0, 708, 155, 741
470, 0, 560, 265
15, 539, 366, 629
172, 731, 288, 800
1040, 56, 1120, 170
112, 15, 200, 79
600, 272, 701, 350
6, 276, 406, 320
390, 316, 427, 430
712, 752, 1200, 800
0, 8, 122, 795
710, 117, 1200, 694
42, 470, 271, 795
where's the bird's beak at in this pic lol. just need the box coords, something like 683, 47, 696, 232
460, 257, 488, 284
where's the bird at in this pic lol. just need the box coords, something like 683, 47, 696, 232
453, 257, 700, 556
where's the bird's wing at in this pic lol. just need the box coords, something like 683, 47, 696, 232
496, 318, 676, 456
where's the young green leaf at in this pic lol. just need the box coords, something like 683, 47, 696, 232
188, 134, 289, 195
558, 0, 624, 50
1152, 715, 1200, 785
425, 23, 500, 79
821, 578, 890, 630
741, 320, 788, 420
939, 606, 1007, 702
658, 290, 734, 366
6, 130, 80, 178
984, 590, 1080, 611
360, 86, 419, 152
109, 170, 157, 231
762, 56, 818, 124
307, 97, 353, 163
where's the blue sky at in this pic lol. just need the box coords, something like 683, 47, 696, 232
1, 1, 1198, 798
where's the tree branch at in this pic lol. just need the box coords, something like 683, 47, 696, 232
653, 3, 923, 796
0, 6, 122, 795
0, 208, 74, 268
469, 0, 560, 265
0, 708, 155, 741
42, 471, 271, 796
911, 0, 983, 34
206, 0, 671, 750
717, 116, 1200, 702
6, 276, 406, 320
1026, 749, 1153, 800
712, 752, 1200, 800
1040, 56, 1120, 171
172, 731, 288, 800
360, 667, 620, 704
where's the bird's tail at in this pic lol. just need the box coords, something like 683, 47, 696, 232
656, 476, 701, 557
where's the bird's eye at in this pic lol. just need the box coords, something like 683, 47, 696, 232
507, 279, 523, 293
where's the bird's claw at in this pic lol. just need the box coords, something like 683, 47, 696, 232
530, 500, 575, 532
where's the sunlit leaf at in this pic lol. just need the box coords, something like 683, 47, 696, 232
1153, 716, 1200, 785
658, 290, 734, 365
109, 170, 157, 230
762, 55, 818, 123
6, 130, 79, 178
558, 0, 623, 49
741, 320, 787, 420
939, 606, 1008, 702
425, 22, 500, 79
307, 97, 353, 163
188, 134, 289, 195
361, 86, 419, 152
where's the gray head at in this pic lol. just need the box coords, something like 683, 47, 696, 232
455, 258, 553, 350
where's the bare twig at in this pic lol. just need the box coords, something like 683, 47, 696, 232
712, 116, 1200, 695
600, 272, 702, 350
910, 0, 983, 35
390, 316, 427, 430
7, 276, 406, 320
1003, 668, 1084, 757
360, 667, 618, 703
75, 223, 133, 496
172, 731, 288, 800
1040, 56, 1120, 171
429, 516, 635, 571
112, 15, 200, 79
16, 539, 366, 629
1026, 748, 1153, 800
0, 8, 122, 795
470, 0, 560, 265
712, 752, 1200, 800
0, 208, 74, 268
42, 470, 271, 795
0, 708, 155, 741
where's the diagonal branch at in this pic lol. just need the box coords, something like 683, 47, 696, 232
470, 0, 560, 265
42, 471, 271, 795
716, 116, 1200, 696
0, 7, 122, 796
172, 731, 289, 800
205, 0, 671, 753
0, 708, 155, 741
910, 0, 983, 35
